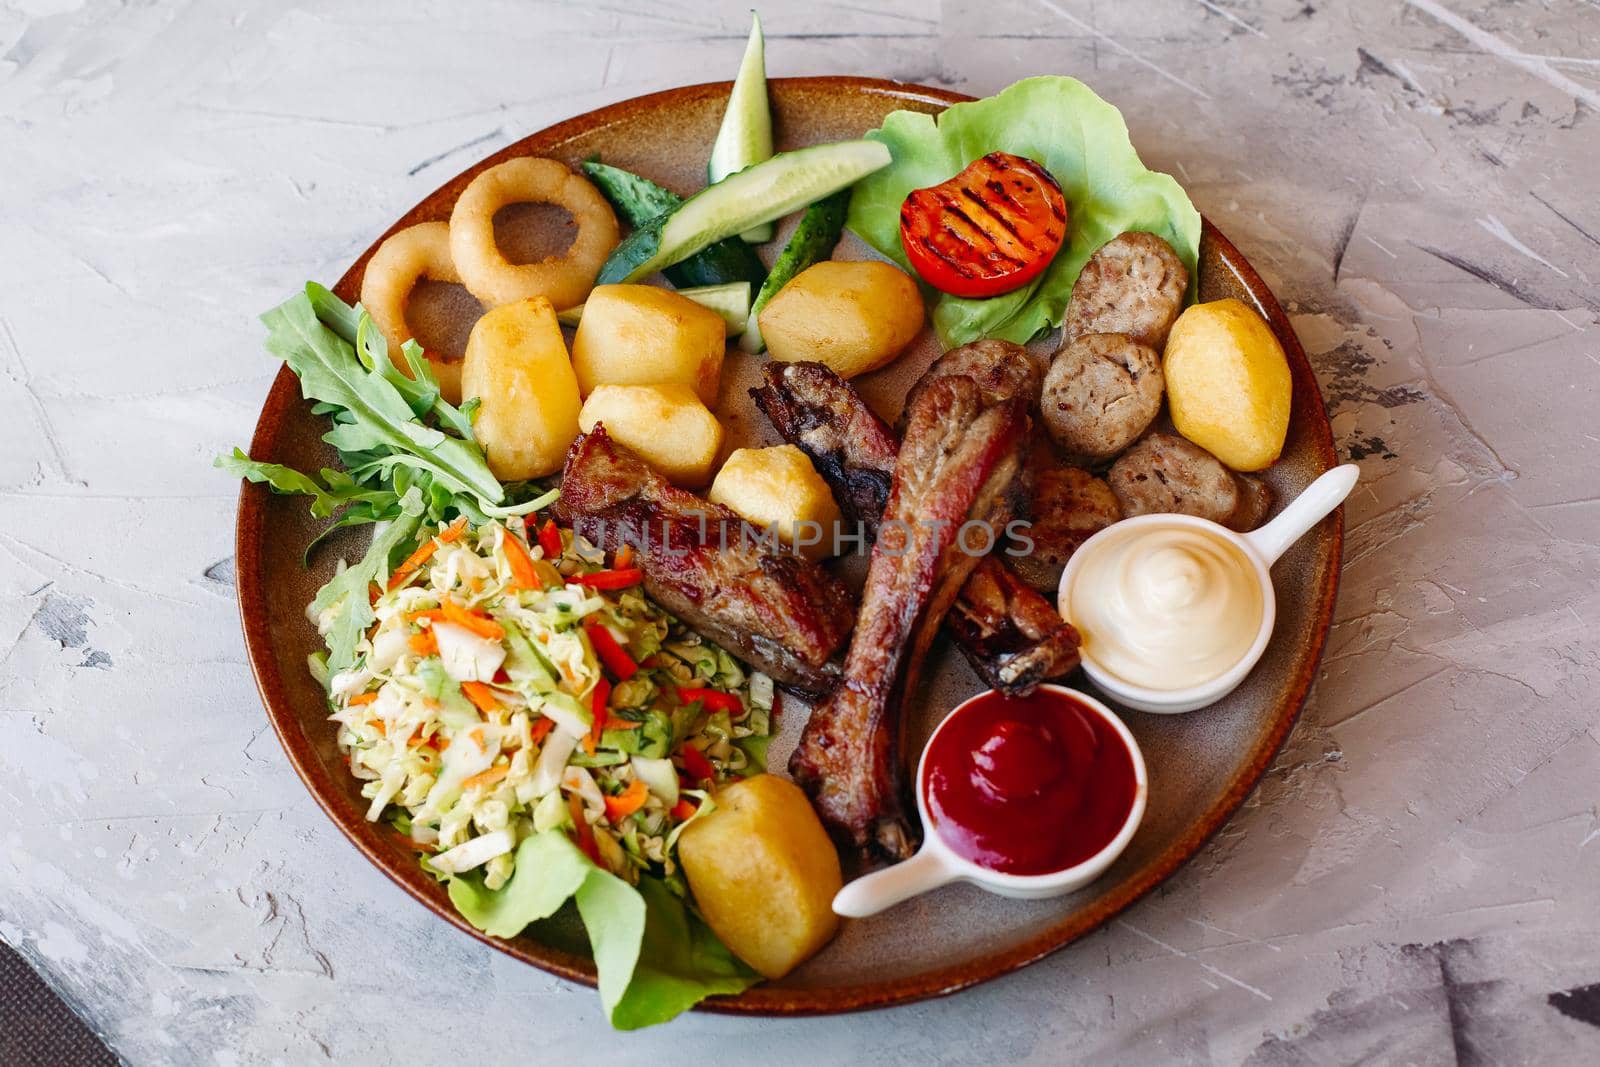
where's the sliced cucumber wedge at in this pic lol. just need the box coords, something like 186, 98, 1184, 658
582, 160, 767, 290
557, 281, 752, 336
708, 12, 774, 244
597, 139, 892, 286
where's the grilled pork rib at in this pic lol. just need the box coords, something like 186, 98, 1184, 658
557, 427, 853, 694
789, 375, 1030, 859
753, 358, 1081, 694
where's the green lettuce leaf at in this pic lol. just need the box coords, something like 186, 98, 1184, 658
845, 76, 1201, 347
448, 832, 757, 1028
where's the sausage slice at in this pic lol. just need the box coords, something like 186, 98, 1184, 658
1107, 432, 1276, 532
1064, 232, 1188, 351
1040, 332, 1163, 461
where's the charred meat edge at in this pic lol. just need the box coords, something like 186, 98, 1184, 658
556, 425, 854, 695
789, 375, 1030, 859
752, 360, 1081, 694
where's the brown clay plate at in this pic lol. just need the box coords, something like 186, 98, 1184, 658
236, 77, 1341, 1015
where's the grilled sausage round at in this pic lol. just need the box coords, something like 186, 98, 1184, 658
1107, 432, 1275, 532
1064, 232, 1188, 351
1040, 332, 1163, 461
900, 338, 1042, 432
1010, 458, 1123, 593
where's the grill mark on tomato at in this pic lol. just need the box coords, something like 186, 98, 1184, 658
940, 204, 1028, 268
959, 187, 1038, 253
922, 232, 983, 278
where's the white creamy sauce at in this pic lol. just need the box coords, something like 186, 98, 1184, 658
1069, 524, 1264, 691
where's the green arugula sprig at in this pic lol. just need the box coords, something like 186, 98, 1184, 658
219, 283, 557, 543
220, 283, 559, 674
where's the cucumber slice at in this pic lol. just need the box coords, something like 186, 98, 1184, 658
557, 281, 752, 336
582, 160, 766, 290
739, 190, 849, 353
597, 139, 892, 286
708, 12, 774, 244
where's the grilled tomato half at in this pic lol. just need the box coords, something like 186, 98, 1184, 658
898, 152, 1067, 299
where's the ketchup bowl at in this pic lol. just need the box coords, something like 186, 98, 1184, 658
832, 686, 1148, 918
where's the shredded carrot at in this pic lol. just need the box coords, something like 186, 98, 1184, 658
408, 629, 438, 656
469, 726, 487, 752
368, 582, 382, 607
529, 716, 555, 745
501, 530, 542, 590
388, 541, 439, 592
367, 718, 386, 736
348, 691, 379, 706
603, 779, 649, 822
441, 599, 505, 642
462, 764, 509, 792
387, 517, 468, 592
614, 543, 634, 570
460, 681, 501, 714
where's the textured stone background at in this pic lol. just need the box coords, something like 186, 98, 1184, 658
2, 0, 1597, 1063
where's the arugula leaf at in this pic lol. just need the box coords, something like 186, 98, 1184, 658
309, 488, 425, 673
845, 76, 1202, 347
260, 286, 504, 506
215, 448, 395, 519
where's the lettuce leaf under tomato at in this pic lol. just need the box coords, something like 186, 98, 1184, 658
845, 76, 1201, 348
447, 832, 757, 1028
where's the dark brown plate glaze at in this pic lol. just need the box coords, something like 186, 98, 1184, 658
236, 77, 1341, 1016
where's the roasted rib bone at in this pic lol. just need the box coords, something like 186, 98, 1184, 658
753, 358, 1080, 694
789, 374, 1029, 859
557, 426, 853, 694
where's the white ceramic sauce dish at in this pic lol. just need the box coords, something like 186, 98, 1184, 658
1058, 463, 1359, 714
832, 685, 1148, 918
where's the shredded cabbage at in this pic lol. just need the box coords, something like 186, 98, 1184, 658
324, 515, 772, 891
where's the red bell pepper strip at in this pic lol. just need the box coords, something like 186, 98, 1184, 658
676, 687, 743, 716
585, 677, 612, 755
537, 519, 563, 561
585, 622, 638, 680
570, 567, 643, 591
679, 744, 715, 785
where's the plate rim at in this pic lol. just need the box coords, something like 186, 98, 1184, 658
235, 75, 1342, 1017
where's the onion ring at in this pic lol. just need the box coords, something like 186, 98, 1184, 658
448, 157, 619, 311
359, 221, 469, 403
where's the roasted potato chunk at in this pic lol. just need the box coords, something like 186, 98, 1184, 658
708, 445, 843, 561
577, 383, 724, 487
571, 284, 726, 404
677, 775, 843, 979
461, 297, 582, 479
759, 260, 923, 379
1163, 298, 1292, 471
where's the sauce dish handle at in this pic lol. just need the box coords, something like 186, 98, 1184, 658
1244, 464, 1359, 567
832, 847, 961, 918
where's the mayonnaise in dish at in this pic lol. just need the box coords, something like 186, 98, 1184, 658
1068, 523, 1265, 691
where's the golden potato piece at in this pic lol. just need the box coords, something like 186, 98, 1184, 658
1163, 298, 1292, 471
578, 383, 724, 487
759, 260, 923, 379
571, 284, 727, 405
677, 775, 842, 979
461, 297, 582, 480
708, 445, 843, 561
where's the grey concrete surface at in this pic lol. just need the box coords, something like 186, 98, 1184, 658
2, 0, 1598, 1063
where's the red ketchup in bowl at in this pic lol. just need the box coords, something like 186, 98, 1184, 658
922, 688, 1138, 876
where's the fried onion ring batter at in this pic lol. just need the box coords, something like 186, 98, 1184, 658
448, 157, 619, 311
359, 221, 469, 402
